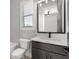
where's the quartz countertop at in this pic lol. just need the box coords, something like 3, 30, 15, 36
31, 36, 68, 47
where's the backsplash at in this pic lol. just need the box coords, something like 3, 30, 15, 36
20, 29, 37, 39
20, 29, 67, 39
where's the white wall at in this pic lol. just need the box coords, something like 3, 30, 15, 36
10, 0, 68, 44
10, 0, 20, 43
20, 0, 37, 39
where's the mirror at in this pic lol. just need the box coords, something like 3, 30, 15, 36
37, 0, 65, 33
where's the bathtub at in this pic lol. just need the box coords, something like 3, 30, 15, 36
10, 42, 18, 54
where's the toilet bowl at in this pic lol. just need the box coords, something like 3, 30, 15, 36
10, 42, 18, 54
11, 39, 31, 59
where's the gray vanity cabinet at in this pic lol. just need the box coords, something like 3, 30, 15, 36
32, 41, 69, 59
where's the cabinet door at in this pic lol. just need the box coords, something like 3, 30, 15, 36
49, 53, 68, 59
32, 48, 46, 59
32, 48, 68, 59
32, 41, 69, 56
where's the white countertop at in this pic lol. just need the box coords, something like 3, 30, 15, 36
31, 36, 68, 47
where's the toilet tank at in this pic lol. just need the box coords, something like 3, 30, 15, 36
19, 39, 31, 49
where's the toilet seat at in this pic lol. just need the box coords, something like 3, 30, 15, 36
12, 48, 25, 59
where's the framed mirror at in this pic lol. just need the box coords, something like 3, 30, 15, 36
37, 0, 66, 33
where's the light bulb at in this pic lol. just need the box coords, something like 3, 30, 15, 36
51, 0, 55, 2
45, 0, 48, 3
38, 1, 41, 3
40, 3, 42, 7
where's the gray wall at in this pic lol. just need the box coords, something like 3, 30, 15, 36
10, 0, 69, 42
10, 0, 20, 43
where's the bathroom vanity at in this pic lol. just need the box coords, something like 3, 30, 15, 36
32, 40, 69, 59
32, 0, 69, 59
32, 37, 69, 59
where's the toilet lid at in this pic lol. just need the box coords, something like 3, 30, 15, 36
12, 48, 25, 56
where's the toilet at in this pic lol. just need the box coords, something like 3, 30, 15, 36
11, 39, 31, 59
10, 42, 18, 54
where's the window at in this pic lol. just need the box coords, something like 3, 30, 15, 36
24, 14, 32, 26
23, 0, 33, 27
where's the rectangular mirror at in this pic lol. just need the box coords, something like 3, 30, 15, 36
37, 0, 65, 33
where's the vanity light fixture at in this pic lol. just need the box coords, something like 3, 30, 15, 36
38, 0, 45, 3
39, 3, 42, 7
38, 0, 48, 4
45, 0, 48, 3
38, 1, 42, 7
51, 0, 55, 2
38, 0, 45, 7
38, 0, 41, 3
38, 0, 56, 7
44, 9, 50, 16
47, 11, 50, 16
38, 0, 55, 4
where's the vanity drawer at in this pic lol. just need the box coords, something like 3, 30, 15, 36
32, 41, 69, 56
